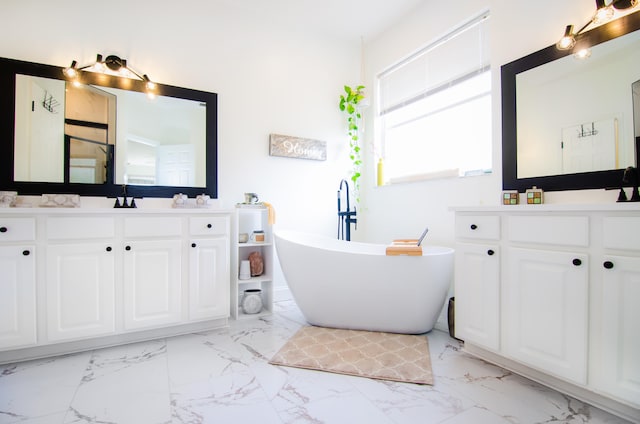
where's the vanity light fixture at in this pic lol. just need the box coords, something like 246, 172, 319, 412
556, 0, 639, 50
63, 54, 157, 97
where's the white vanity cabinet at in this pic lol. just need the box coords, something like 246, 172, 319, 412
123, 239, 182, 330
188, 216, 230, 321
0, 208, 231, 364
505, 247, 588, 384
453, 205, 640, 422
454, 215, 500, 351
596, 217, 640, 406
0, 217, 36, 349
123, 217, 183, 330
503, 215, 590, 384
45, 216, 116, 341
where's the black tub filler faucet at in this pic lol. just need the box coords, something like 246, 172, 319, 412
337, 179, 357, 241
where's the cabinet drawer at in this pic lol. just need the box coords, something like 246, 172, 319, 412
455, 215, 500, 240
0, 218, 36, 241
507, 216, 588, 247
124, 217, 182, 238
603, 217, 640, 250
189, 216, 229, 236
47, 217, 115, 240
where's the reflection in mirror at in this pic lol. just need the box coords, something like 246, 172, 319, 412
100, 86, 206, 188
13, 75, 206, 188
14, 75, 66, 182
65, 83, 115, 184
516, 28, 640, 178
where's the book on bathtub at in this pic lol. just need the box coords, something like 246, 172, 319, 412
386, 240, 422, 256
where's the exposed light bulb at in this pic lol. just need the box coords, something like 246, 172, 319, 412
63, 60, 78, 78
593, 5, 614, 23
63, 67, 77, 78
143, 75, 156, 91
556, 25, 576, 50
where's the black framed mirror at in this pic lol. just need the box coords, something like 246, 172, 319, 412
501, 11, 640, 192
0, 56, 218, 199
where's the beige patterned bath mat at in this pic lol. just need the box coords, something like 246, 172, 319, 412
269, 326, 433, 385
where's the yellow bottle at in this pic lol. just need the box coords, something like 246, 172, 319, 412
377, 158, 384, 186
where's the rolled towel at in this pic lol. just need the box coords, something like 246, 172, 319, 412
263, 202, 276, 225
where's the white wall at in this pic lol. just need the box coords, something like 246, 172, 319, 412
357, 0, 625, 248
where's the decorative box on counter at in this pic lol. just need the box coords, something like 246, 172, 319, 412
526, 186, 544, 204
502, 190, 519, 205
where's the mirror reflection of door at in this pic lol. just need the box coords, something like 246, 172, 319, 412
561, 118, 617, 174
14, 75, 65, 182
64, 84, 116, 184
157, 144, 195, 186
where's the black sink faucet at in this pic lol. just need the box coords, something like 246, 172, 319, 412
113, 184, 137, 208
623, 166, 640, 202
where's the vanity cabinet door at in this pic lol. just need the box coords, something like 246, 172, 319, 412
454, 242, 500, 351
504, 247, 588, 384
46, 243, 116, 341
189, 238, 229, 321
123, 239, 182, 330
0, 245, 36, 349
599, 255, 640, 406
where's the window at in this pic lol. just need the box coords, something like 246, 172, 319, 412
377, 11, 491, 183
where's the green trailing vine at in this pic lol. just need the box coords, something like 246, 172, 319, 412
339, 85, 365, 197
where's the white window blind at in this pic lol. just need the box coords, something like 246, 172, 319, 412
377, 11, 491, 182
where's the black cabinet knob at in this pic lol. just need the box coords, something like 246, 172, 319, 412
487, 249, 495, 256
191, 243, 197, 248
470, 224, 478, 230
572, 258, 582, 266
0, 227, 7, 233
603, 261, 614, 269
207, 223, 212, 228
106, 246, 112, 252
125, 245, 131, 251
22, 250, 30, 256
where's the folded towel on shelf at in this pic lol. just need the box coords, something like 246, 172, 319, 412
263, 202, 276, 225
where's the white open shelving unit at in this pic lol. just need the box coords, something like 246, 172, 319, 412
231, 204, 273, 319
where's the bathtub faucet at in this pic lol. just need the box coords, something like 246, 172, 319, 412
337, 179, 357, 241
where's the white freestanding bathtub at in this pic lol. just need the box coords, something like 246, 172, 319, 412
274, 231, 454, 334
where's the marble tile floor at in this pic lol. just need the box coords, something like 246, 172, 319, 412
0, 300, 632, 424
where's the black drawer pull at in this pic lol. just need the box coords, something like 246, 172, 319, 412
125, 245, 131, 251
572, 258, 582, 266
603, 261, 614, 269
470, 224, 478, 230
22, 250, 30, 256
191, 243, 197, 248
106, 246, 112, 252
487, 249, 495, 256
0, 227, 7, 233
207, 223, 212, 228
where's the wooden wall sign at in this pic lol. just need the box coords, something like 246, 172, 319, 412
269, 134, 326, 161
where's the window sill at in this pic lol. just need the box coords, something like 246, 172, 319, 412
382, 168, 492, 186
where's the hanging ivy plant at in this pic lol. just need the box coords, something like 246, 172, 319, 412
339, 85, 365, 197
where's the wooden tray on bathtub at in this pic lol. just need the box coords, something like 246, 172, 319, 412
386, 239, 423, 256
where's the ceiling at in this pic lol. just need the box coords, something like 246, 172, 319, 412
220, 0, 426, 42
